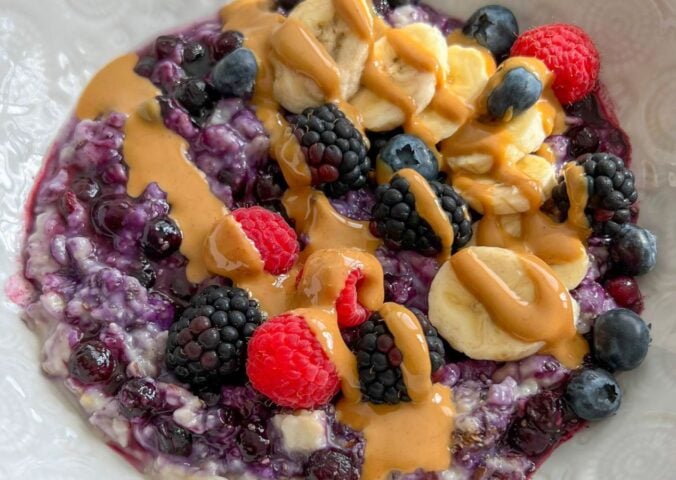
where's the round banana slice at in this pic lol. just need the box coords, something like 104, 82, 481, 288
272, 0, 370, 113
350, 23, 447, 131
452, 154, 556, 215
429, 246, 580, 362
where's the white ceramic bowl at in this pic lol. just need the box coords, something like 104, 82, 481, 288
1, 1, 675, 478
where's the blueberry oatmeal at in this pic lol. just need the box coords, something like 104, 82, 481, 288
17, 0, 658, 479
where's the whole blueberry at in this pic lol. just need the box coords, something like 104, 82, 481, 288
377, 134, 438, 181
142, 217, 183, 260
212, 48, 258, 98
611, 224, 657, 276
155, 417, 192, 457
487, 67, 542, 121
565, 369, 622, 421
593, 308, 651, 371
69, 341, 117, 384
117, 378, 159, 418
182, 41, 210, 77
462, 5, 519, 60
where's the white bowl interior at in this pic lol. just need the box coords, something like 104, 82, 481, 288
1, 0, 675, 478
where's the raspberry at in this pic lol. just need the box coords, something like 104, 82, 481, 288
246, 313, 341, 408
335, 269, 369, 328
232, 206, 299, 275
604, 276, 644, 313
510, 24, 600, 105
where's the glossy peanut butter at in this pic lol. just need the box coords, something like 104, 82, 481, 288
76, 54, 227, 282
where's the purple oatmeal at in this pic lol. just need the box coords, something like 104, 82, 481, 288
17, 1, 656, 479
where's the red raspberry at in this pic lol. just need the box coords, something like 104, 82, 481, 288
335, 269, 369, 328
510, 24, 600, 105
232, 206, 299, 275
246, 313, 340, 408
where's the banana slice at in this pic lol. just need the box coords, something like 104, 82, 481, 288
350, 23, 447, 131
429, 246, 580, 362
444, 101, 555, 174
272, 0, 370, 113
413, 44, 496, 144
470, 214, 590, 290
452, 154, 556, 215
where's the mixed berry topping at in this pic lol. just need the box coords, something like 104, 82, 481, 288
371, 174, 472, 255
376, 133, 439, 181
552, 153, 638, 236
290, 103, 370, 197
231, 206, 299, 275
463, 5, 519, 60
511, 23, 600, 105
351, 309, 445, 404
246, 313, 341, 409
565, 368, 622, 421
306, 448, 359, 480
487, 67, 542, 121
165, 285, 265, 390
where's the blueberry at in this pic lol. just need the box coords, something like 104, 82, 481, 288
134, 56, 157, 78
69, 341, 117, 384
238, 422, 270, 461
155, 417, 192, 457
565, 369, 622, 421
117, 378, 159, 418
487, 67, 542, 121
306, 448, 358, 480
376, 134, 438, 181
182, 41, 210, 77
593, 308, 651, 371
142, 217, 182, 260
462, 5, 519, 60
611, 224, 657, 276
568, 125, 600, 158
212, 48, 258, 99
173, 78, 216, 117
91, 195, 134, 237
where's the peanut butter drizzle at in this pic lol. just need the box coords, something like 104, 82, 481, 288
296, 248, 384, 311
378, 303, 432, 401
76, 53, 227, 282
451, 249, 588, 368
395, 169, 454, 260
282, 187, 381, 256
563, 163, 591, 232
333, 0, 374, 41
271, 19, 342, 100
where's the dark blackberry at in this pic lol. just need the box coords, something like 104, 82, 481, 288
353, 310, 444, 405
551, 153, 638, 237
306, 448, 358, 480
290, 103, 370, 198
371, 174, 472, 255
165, 285, 265, 390
409, 307, 446, 373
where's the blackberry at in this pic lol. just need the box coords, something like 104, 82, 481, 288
371, 174, 472, 255
353, 310, 445, 405
165, 285, 265, 390
552, 153, 638, 236
290, 103, 370, 198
